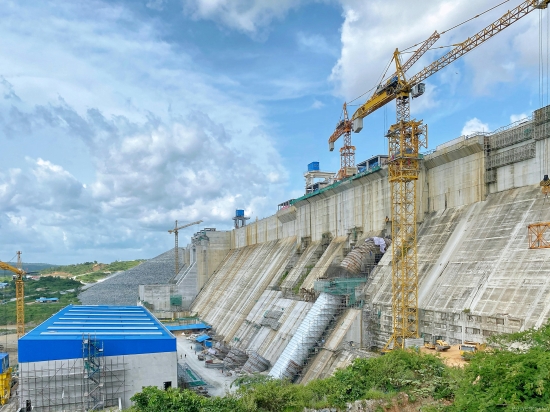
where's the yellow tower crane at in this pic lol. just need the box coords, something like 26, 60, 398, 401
337, 0, 550, 351
168, 220, 203, 276
0, 254, 25, 338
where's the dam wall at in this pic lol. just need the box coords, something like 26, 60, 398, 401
184, 105, 550, 381
231, 166, 404, 249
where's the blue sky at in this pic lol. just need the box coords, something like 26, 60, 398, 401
0, 0, 548, 265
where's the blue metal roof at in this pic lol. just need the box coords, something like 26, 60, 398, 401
19, 305, 176, 363
195, 334, 211, 343
165, 323, 211, 331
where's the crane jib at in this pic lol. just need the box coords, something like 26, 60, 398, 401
351, 0, 550, 127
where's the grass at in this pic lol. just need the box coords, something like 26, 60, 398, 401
292, 265, 314, 294
0, 291, 80, 326
40, 259, 145, 277
79, 271, 113, 283
129, 349, 458, 411
0, 276, 82, 326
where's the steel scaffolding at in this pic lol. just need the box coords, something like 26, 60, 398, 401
19, 351, 126, 411
82, 335, 105, 411
528, 223, 550, 249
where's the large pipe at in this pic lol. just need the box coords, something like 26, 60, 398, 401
340, 237, 391, 275
269, 293, 342, 380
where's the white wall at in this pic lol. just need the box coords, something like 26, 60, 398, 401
20, 351, 176, 410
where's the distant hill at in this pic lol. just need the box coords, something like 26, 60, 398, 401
1, 262, 57, 273
40, 260, 146, 277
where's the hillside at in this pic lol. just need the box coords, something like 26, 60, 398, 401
40, 259, 146, 282
0, 276, 82, 326
0, 263, 57, 273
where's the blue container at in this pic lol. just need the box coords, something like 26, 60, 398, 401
205, 340, 213, 348
236, 209, 245, 217
0, 353, 9, 374
308, 162, 320, 172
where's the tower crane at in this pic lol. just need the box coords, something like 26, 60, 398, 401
0, 252, 25, 338
336, 0, 550, 351
168, 220, 203, 276
328, 103, 356, 180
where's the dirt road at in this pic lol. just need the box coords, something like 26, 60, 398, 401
175, 334, 237, 397
420, 344, 467, 368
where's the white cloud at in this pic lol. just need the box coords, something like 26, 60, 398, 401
461, 117, 489, 136
510, 113, 529, 123
146, 0, 166, 11
311, 99, 324, 109
183, 0, 312, 36
0, 1, 289, 263
297, 32, 337, 56
332, 0, 542, 110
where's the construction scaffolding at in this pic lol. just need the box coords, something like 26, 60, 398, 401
82, 335, 104, 411
484, 105, 550, 185
269, 293, 344, 381
486, 142, 536, 169
528, 223, 550, 249
313, 278, 366, 306
178, 362, 207, 388
19, 352, 126, 411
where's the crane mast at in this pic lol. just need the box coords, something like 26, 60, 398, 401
343, 0, 550, 350
168, 220, 203, 276
0, 255, 25, 338
328, 103, 355, 180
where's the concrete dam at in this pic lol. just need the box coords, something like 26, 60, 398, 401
133, 105, 550, 382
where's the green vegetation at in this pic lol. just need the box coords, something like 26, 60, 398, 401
129, 322, 550, 412
40, 259, 145, 276
292, 265, 314, 294
129, 350, 455, 411
79, 271, 113, 283
39, 259, 145, 283
0, 276, 82, 326
21, 263, 58, 272
0, 291, 80, 326
450, 322, 550, 411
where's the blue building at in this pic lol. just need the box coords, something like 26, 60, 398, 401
19, 305, 177, 410
34, 297, 59, 303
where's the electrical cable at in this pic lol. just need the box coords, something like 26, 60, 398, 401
399, 43, 461, 55
441, 0, 509, 35
347, 56, 394, 104
346, 0, 510, 111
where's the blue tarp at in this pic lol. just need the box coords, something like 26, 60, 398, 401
195, 334, 211, 343
165, 323, 211, 332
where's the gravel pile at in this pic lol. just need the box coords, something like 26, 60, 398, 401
79, 249, 176, 306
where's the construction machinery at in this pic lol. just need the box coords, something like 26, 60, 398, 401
0, 252, 25, 338
0, 353, 11, 405
168, 220, 203, 276
328, 103, 356, 180
331, 0, 550, 351
435, 339, 451, 352
424, 336, 450, 352
459, 341, 486, 360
